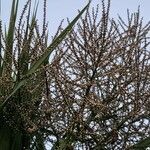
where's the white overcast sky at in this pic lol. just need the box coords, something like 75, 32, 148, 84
1, 0, 150, 36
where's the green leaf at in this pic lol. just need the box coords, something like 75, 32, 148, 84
130, 137, 150, 149
27, 1, 91, 76
1, 0, 19, 77
0, 125, 22, 150
0, 1, 91, 112
0, 80, 25, 112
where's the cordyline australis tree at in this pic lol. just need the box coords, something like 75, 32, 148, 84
0, 0, 90, 149
0, 0, 149, 149
40, 0, 149, 149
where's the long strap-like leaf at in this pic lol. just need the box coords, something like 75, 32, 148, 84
129, 137, 150, 149
2, 0, 19, 78
0, 1, 91, 112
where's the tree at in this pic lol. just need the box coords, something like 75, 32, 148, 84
0, 0, 150, 149
41, 0, 150, 149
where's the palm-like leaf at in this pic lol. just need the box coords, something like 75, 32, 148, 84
0, 0, 91, 112
0, 0, 90, 149
130, 137, 150, 149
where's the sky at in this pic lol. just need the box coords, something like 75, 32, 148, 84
1, 0, 150, 36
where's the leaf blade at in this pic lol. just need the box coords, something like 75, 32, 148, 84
0, 1, 91, 112
27, 1, 91, 75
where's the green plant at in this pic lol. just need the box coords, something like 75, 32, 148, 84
1, 0, 149, 149
39, 0, 150, 149
0, 0, 90, 149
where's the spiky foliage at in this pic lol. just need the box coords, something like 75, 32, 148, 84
40, 0, 150, 149
0, 0, 90, 149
